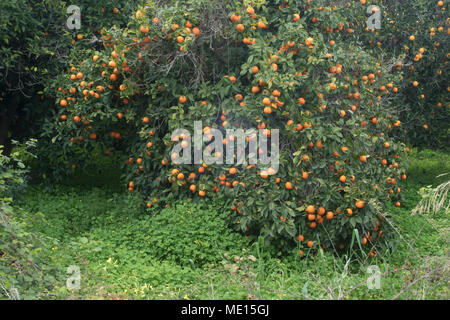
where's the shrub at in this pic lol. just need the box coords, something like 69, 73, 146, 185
0, 141, 62, 299
86, 201, 249, 267
145, 201, 249, 266
47, 0, 411, 255
0, 140, 36, 199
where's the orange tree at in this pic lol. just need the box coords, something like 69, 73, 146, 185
0, 0, 141, 156
358, 0, 449, 148
48, 0, 410, 255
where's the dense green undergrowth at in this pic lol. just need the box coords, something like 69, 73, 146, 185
1, 149, 448, 300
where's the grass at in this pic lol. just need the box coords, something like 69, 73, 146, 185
8, 149, 450, 300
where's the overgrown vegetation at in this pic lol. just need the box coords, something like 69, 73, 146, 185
0, 0, 448, 300
0, 149, 447, 300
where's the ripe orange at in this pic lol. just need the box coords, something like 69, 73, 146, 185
302, 171, 308, 179
230, 14, 241, 22
305, 205, 315, 214
305, 37, 313, 46
251, 86, 260, 94
262, 97, 271, 105
246, 6, 255, 15
263, 106, 272, 114
355, 200, 365, 209
317, 207, 326, 215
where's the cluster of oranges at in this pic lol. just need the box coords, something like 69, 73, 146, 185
52, 1, 415, 256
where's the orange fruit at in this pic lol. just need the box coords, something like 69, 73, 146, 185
140, 26, 149, 34
305, 37, 313, 46
305, 205, 315, 214
236, 24, 245, 32
262, 97, 271, 105
317, 207, 326, 215
246, 6, 255, 15
263, 106, 272, 114
355, 200, 365, 208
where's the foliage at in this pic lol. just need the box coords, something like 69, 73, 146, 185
0, 139, 36, 199
13, 149, 449, 299
360, 0, 449, 148
45, 0, 413, 255
138, 201, 249, 266
0, 141, 63, 299
0, 0, 142, 155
